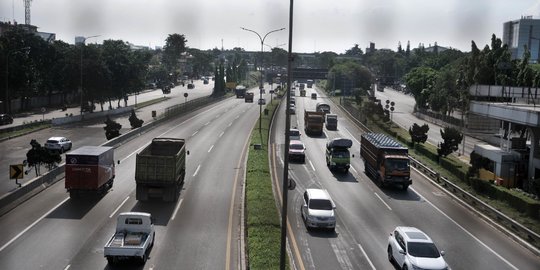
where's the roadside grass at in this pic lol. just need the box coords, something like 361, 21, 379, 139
134, 96, 169, 109
0, 122, 51, 140
246, 96, 289, 269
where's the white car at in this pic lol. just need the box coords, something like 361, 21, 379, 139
388, 226, 448, 270
301, 188, 336, 231
289, 128, 301, 141
44, 136, 72, 153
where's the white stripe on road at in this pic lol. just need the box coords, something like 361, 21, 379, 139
345, 128, 360, 145
228, 122, 233, 127
193, 164, 201, 177
309, 160, 316, 172
0, 197, 69, 252
219, 131, 225, 138
374, 192, 392, 211
63, 265, 71, 270
171, 199, 184, 220
205, 121, 210, 126
109, 196, 130, 218
350, 166, 358, 175
208, 145, 214, 153
357, 244, 377, 270
235, 115, 240, 120
192, 130, 198, 137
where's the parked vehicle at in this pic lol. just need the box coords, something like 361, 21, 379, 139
304, 110, 325, 136
387, 226, 448, 270
245, 92, 254, 103
289, 140, 306, 163
301, 188, 336, 231
135, 138, 186, 202
0, 114, 13, 125
360, 133, 411, 190
104, 212, 155, 265
325, 114, 338, 130
235, 85, 247, 98
316, 102, 331, 114
44, 136, 72, 153
65, 146, 115, 198
326, 138, 353, 172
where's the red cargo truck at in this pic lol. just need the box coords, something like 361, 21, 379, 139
65, 146, 115, 198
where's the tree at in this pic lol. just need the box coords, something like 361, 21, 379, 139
345, 44, 363, 56
437, 127, 463, 158
404, 67, 438, 110
163, 34, 188, 72
129, 109, 144, 129
409, 123, 429, 146
104, 116, 122, 140
25, 139, 61, 175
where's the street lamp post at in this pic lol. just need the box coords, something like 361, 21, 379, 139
4, 47, 30, 114
79, 35, 100, 115
240, 26, 285, 133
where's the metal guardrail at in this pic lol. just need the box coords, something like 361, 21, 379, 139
0, 94, 230, 217
335, 99, 540, 254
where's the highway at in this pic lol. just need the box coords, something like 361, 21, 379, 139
0, 83, 268, 269
0, 80, 213, 196
270, 86, 540, 270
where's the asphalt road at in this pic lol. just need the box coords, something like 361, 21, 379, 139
269, 86, 540, 270
0, 83, 268, 269
0, 80, 213, 195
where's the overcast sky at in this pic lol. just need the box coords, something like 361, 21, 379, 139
1, 0, 539, 53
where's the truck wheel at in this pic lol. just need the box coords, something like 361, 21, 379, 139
69, 191, 78, 199
106, 257, 115, 265
141, 254, 147, 264
401, 184, 409, 190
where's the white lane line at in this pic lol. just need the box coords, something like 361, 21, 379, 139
235, 115, 240, 120
208, 145, 214, 153
228, 122, 233, 127
205, 121, 210, 126
63, 265, 71, 270
357, 244, 377, 270
192, 130, 198, 137
193, 164, 201, 177
350, 166, 358, 175
109, 196, 130, 218
219, 131, 225, 138
171, 199, 184, 221
309, 160, 316, 172
410, 187, 519, 270
215, 115, 220, 119
0, 197, 69, 252
345, 128, 360, 145
374, 192, 392, 211
122, 141, 152, 162
323, 131, 328, 138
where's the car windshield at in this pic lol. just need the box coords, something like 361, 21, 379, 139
290, 143, 304, 150
290, 130, 299, 137
47, 140, 59, 144
333, 150, 349, 158
309, 199, 332, 210
407, 242, 440, 258
386, 159, 409, 171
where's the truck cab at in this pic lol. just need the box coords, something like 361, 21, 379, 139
325, 138, 353, 172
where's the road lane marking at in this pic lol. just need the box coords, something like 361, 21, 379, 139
345, 128, 360, 145
350, 166, 358, 175
109, 196, 130, 218
193, 164, 201, 177
374, 192, 392, 211
228, 122, 233, 127
0, 197, 69, 252
192, 130, 198, 137
171, 199, 184, 220
357, 244, 376, 270
309, 160, 316, 172
235, 115, 240, 120
63, 265, 71, 270
208, 145, 214, 153
215, 115, 220, 119
205, 121, 210, 126
219, 131, 225, 138
410, 187, 519, 270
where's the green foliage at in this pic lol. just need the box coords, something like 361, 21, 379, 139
162, 33, 187, 71
104, 116, 122, 140
128, 109, 144, 129
437, 126, 463, 158
409, 123, 429, 146
328, 61, 373, 93
25, 139, 61, 176
404, 66, 438, 109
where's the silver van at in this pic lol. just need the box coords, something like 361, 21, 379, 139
301, 188, 336, 231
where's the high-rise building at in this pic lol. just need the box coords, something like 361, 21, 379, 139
503, 16, 540, 62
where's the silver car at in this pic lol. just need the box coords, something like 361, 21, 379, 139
44, 137, 72, 153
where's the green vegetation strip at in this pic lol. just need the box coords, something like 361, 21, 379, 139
134, 96, 169, 109
0, 122, 51, 140
246, 97, 289, 269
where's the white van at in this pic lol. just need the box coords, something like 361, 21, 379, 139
301, 189, 336, 231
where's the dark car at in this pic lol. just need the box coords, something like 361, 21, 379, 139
0, 114, 14, 125
187, 83, 195, 89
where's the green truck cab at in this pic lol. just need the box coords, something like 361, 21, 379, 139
325, 138, 353, 172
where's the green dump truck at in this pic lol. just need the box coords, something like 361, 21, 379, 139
135, 138, 186, 202
326, 138, 353, 172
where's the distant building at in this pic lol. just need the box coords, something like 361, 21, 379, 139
0, 21, 55, 43
424, 42, 449, 53
503, 16, 540, 62
365, 42, 376, 54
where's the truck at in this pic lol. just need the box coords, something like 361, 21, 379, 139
235, 85, 247, 98
104, 212, 155, 265
360, 133, 411, 190
326, 114, 338, 130
304, 110, 325, 136
306, 79, 314, 88
316, 102, 331, 114
326, 138, 353, 172
135, 138, 186, 202
65, 146, 115, 198
245, 92, 254, 103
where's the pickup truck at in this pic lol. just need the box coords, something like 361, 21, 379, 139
104, 212, 155, 265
